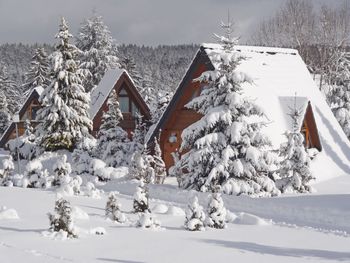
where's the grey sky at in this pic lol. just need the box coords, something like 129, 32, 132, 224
0, 0, 342, 46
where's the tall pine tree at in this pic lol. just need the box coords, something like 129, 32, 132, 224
96, 90, 129, 167
328, 52, 350, 140
179, 21, 279, 196
0, 66, 19, 113
21, 47, 50, 96
36, 17, 92, 151
0, 91, 11, 135
76, 13, 119, 92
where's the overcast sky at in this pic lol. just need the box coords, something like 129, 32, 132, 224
0, 0, 343, 46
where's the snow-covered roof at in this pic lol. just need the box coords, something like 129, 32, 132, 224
202, 43, 350, 181
89, 68, 125, 119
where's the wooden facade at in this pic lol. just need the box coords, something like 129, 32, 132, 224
301, 102, 322, 151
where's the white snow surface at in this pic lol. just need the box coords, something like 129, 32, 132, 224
202, 44, 350, 182
0, 206, 19, 220
1, 173, 350, 262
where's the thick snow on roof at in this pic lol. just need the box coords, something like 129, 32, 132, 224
89, 68, 125, 119
203, 44, 350, 181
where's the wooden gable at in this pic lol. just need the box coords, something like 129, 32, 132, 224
301, 102, 322, 151
147, 48, 214, 169
92, 71, 151, 137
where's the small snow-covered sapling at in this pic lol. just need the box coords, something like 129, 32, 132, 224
133, 179, 150, 213
105, 192, 126, 223
48, 197, 77, 238
206, 187, 227, 229
184, 196, 206, 231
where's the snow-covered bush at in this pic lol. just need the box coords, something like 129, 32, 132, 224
184, 196, 206, 231
206, 189, 227, 229
133, 179, 150, 213
136, 211, 161, 229
48, 197, 78, 238
178, 22, 279, 196
22, 159, 52, 189
52, 155, 71, 187
84, 182, 101, 199
277, 103, 314, 193
129, 151, 155, 184
7, 120, 40, 161
105, 192, 126, 223
0, 156, 15, 186
72, 148, 92, 176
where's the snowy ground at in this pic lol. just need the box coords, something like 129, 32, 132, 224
1, 174, 350, 263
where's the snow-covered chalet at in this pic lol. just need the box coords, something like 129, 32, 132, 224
147, 44, 350, 182
0, 69, 150, 147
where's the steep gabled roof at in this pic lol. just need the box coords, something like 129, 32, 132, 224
90, 68, 151, 120
148, 44, 350, 181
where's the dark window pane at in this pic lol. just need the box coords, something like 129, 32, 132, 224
119, 97, 130, 112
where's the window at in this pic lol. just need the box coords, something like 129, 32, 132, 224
31, 106, 40, 120
118, 88, 140, 118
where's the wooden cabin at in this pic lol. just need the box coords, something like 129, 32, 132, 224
90, 69, 151, 137
0, 69, 151, 147
147, 45, 323, 170
0, 87, 43, 147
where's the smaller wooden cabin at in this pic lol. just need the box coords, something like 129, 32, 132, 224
0, 87, 43, 147
0, 69, 151, 147
90, 69, 151, 137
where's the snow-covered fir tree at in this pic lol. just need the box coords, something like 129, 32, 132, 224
105, 192, 126, 223
131, 114, 147, 153
76, 13, 119, 92
136, 210, 161, 229
206, 186, 227, 229
139, 69, 156, 110
151, 91, 171, 124
0, 65, 19, 113
0, 156, 15, 186
48, 197, 77, 238
0, 91, 11, 135
328, 52, 350, 140
277, 99, 314, 193
36, 17, 92, 151
133, 179, 150, 213
120, 56, 142, 88
184, 196, 206, 231
153, 136, 166, 184
96, 90, 129, 167
129, 149, 155, 184
179, 22, 279, 196
21, 47, 50, 96
52, 154, 71, 187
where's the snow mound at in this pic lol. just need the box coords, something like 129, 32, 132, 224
152, 204, 168, 214
72, 206, 89, 220
234, 212, 271, 226
225, 210, 237, 223
166, 206, 186, 216
90, 227, 106, 235
0, 206, 19, 220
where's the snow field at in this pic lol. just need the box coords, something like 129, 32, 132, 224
1, 186, 350, 263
